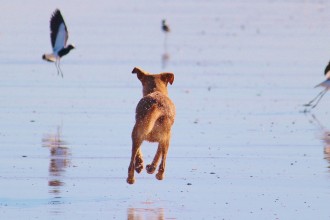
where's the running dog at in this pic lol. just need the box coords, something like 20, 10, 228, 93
127, 67, 176, 184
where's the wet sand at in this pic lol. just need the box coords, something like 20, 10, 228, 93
1, 1, 330, 219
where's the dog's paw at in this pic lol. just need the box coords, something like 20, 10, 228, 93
126, 177, 135, 184
156, 172, 164, 180
146, 164, 156, 174
135, 164, 143, 173
135, 157, 144, 173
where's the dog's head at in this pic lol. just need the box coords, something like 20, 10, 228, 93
132, 67, 174, 96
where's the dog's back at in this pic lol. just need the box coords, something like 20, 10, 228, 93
135, 91, 175, 142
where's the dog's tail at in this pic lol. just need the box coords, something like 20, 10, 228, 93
138, 104, 162, 136
142, 105, 162, 136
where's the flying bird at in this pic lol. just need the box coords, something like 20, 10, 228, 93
42, 9, 75, 77
304, 62, 330, 109
162, 19, 170, 33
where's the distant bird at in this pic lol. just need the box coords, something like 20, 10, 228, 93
304, 62, 330, 109
161, 19, 170, 69
162, 19, 170, 33
42, 9, 75, 77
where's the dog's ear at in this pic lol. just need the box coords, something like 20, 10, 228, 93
161, 73, 174, 85
132, 67, 146, 80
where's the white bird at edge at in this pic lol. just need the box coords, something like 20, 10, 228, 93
304, 62, 330, 109
42, 9, 75, 77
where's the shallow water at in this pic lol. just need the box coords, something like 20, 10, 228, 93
1, 0, 330, 219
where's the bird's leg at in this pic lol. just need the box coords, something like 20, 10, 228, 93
304, 89, 327, 106
58, 59, 64, 78
311, 89, 328, 109
55, 59, 60, 76
164, 33, 168, 51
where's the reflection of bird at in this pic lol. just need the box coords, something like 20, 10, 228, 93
162, 19, 170, 33
42, 126, 70, 195
42, 9, 75, 77
322, 131, 330, 166
308, 114, 330, 170
304, 62, 330, 109
161, 52, 170, 69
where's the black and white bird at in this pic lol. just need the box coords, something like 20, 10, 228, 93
304, 62, 330, 109
42, 9, 75, 77
162, 19, 170, 33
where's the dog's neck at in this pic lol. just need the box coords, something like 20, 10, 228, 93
142, 80, 168, 97
132, 67, 173, 97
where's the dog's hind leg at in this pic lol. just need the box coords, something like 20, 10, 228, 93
134, 148, 144, 173
127, 125, 143, 184
146, 144, 162, 174
156, 138, 170, 180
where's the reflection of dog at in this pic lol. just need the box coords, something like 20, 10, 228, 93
127, 207, 164, 220
127, 67, 176, 184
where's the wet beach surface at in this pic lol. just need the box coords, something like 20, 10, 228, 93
1, 1, 330, 219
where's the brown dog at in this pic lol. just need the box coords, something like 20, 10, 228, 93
127, 67, 176, 184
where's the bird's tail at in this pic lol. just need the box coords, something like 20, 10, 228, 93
315, 79, 330, 89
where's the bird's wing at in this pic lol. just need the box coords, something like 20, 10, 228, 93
50, 9, 68, 52
53, 23, 68, 53
324, 62, 330, 79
